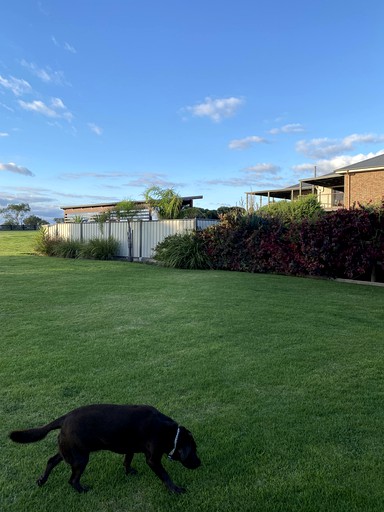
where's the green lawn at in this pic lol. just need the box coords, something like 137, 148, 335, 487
2, 232, 384, 512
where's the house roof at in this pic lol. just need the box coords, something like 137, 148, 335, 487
335, 153, 384, 173
246, 154, 384, 199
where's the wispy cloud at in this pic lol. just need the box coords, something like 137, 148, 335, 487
59, 171, 184, 189
20, 59, 68, 85
0, 75, 32, 96
88, 123, 103, 136
228, 135, 268, 150
19, 97, 73, 121
269, 123, 305, 135
0, 132, 9, 137
0, 162, 34, 176
242, 163, 280, 176
37, 1, 49, 16
64, 42, 77, 54
0, 102, 15, 112
203, 163, 281, 187
124, 173, 185, 189
60, 171, 130, 180
296, 133, 384, 159
183, 96, 244, 122
52, 36, 77, 54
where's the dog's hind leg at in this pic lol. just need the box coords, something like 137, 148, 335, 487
37, 452, 63, 487
68, 453, 89, 493
123, 451, 137, 475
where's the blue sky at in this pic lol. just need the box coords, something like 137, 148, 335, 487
1, 0, 384, 222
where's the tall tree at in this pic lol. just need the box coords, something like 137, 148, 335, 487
0, 203, 31, 225
23, 215, 49, 227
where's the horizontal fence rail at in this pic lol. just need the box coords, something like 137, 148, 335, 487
45, 219, 218, 260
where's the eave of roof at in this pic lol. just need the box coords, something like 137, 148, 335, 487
299, 172, 344, 188
246, 183, 312, 198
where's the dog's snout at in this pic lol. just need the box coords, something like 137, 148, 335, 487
183, 454, 201, 469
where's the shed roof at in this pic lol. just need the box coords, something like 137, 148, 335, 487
60, 196, 203, 210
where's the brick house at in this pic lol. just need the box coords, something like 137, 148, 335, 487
246, 154, 384, 210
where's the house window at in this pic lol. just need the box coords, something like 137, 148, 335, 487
332, 190, 344, 206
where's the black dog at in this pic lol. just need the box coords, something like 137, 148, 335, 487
9, 404, 200, 494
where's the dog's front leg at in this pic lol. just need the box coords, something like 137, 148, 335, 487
145, 454, 186, 494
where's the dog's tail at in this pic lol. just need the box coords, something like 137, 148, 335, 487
9, 414, 67, 444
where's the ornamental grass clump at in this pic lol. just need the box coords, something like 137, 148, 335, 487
35, 228, 119, 261
34, 227, 63, 256
154, 232, 210, 269
54, 239, 84, 258
80, 237, 120, 260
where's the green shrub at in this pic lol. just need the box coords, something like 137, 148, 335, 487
260, 194, 323, 223
80, 237, 119, 260
154, 232, 210, 269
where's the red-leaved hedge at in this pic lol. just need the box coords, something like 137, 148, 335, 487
198, 205, 384, 281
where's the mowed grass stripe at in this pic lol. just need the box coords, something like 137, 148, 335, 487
1, 231, 384, 512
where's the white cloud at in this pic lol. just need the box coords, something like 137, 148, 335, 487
183, 96, 244, 122
296, 133, 384, 159
269, 123, 305, 135
228, 135, 268, 150
19, 98, 73, 121
0, 162, 34, 176
0, 75, 32, 96
293, 150, 384, 177
0, 132, 9, 137
20, 60, 67, 85
88, 123, 103, 136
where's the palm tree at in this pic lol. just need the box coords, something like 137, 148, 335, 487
143, 186, 182, 219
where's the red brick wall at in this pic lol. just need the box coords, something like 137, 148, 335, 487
346, 170, 384, 207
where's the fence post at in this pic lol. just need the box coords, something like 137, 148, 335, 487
139, 220, 143, 260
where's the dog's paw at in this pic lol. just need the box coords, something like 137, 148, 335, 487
77, 485, 89, 493
126, 467, 138, 476
71, 482, 90, 493
170, 485, 186, 494
36, 477, 46, 487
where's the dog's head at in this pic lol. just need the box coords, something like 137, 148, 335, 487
172, 426, 201, 469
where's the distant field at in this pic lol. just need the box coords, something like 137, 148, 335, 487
0, 230, 37, 255
2, 230, 384, 512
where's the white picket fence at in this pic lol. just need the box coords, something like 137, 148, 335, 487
45, 219, 218, 260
